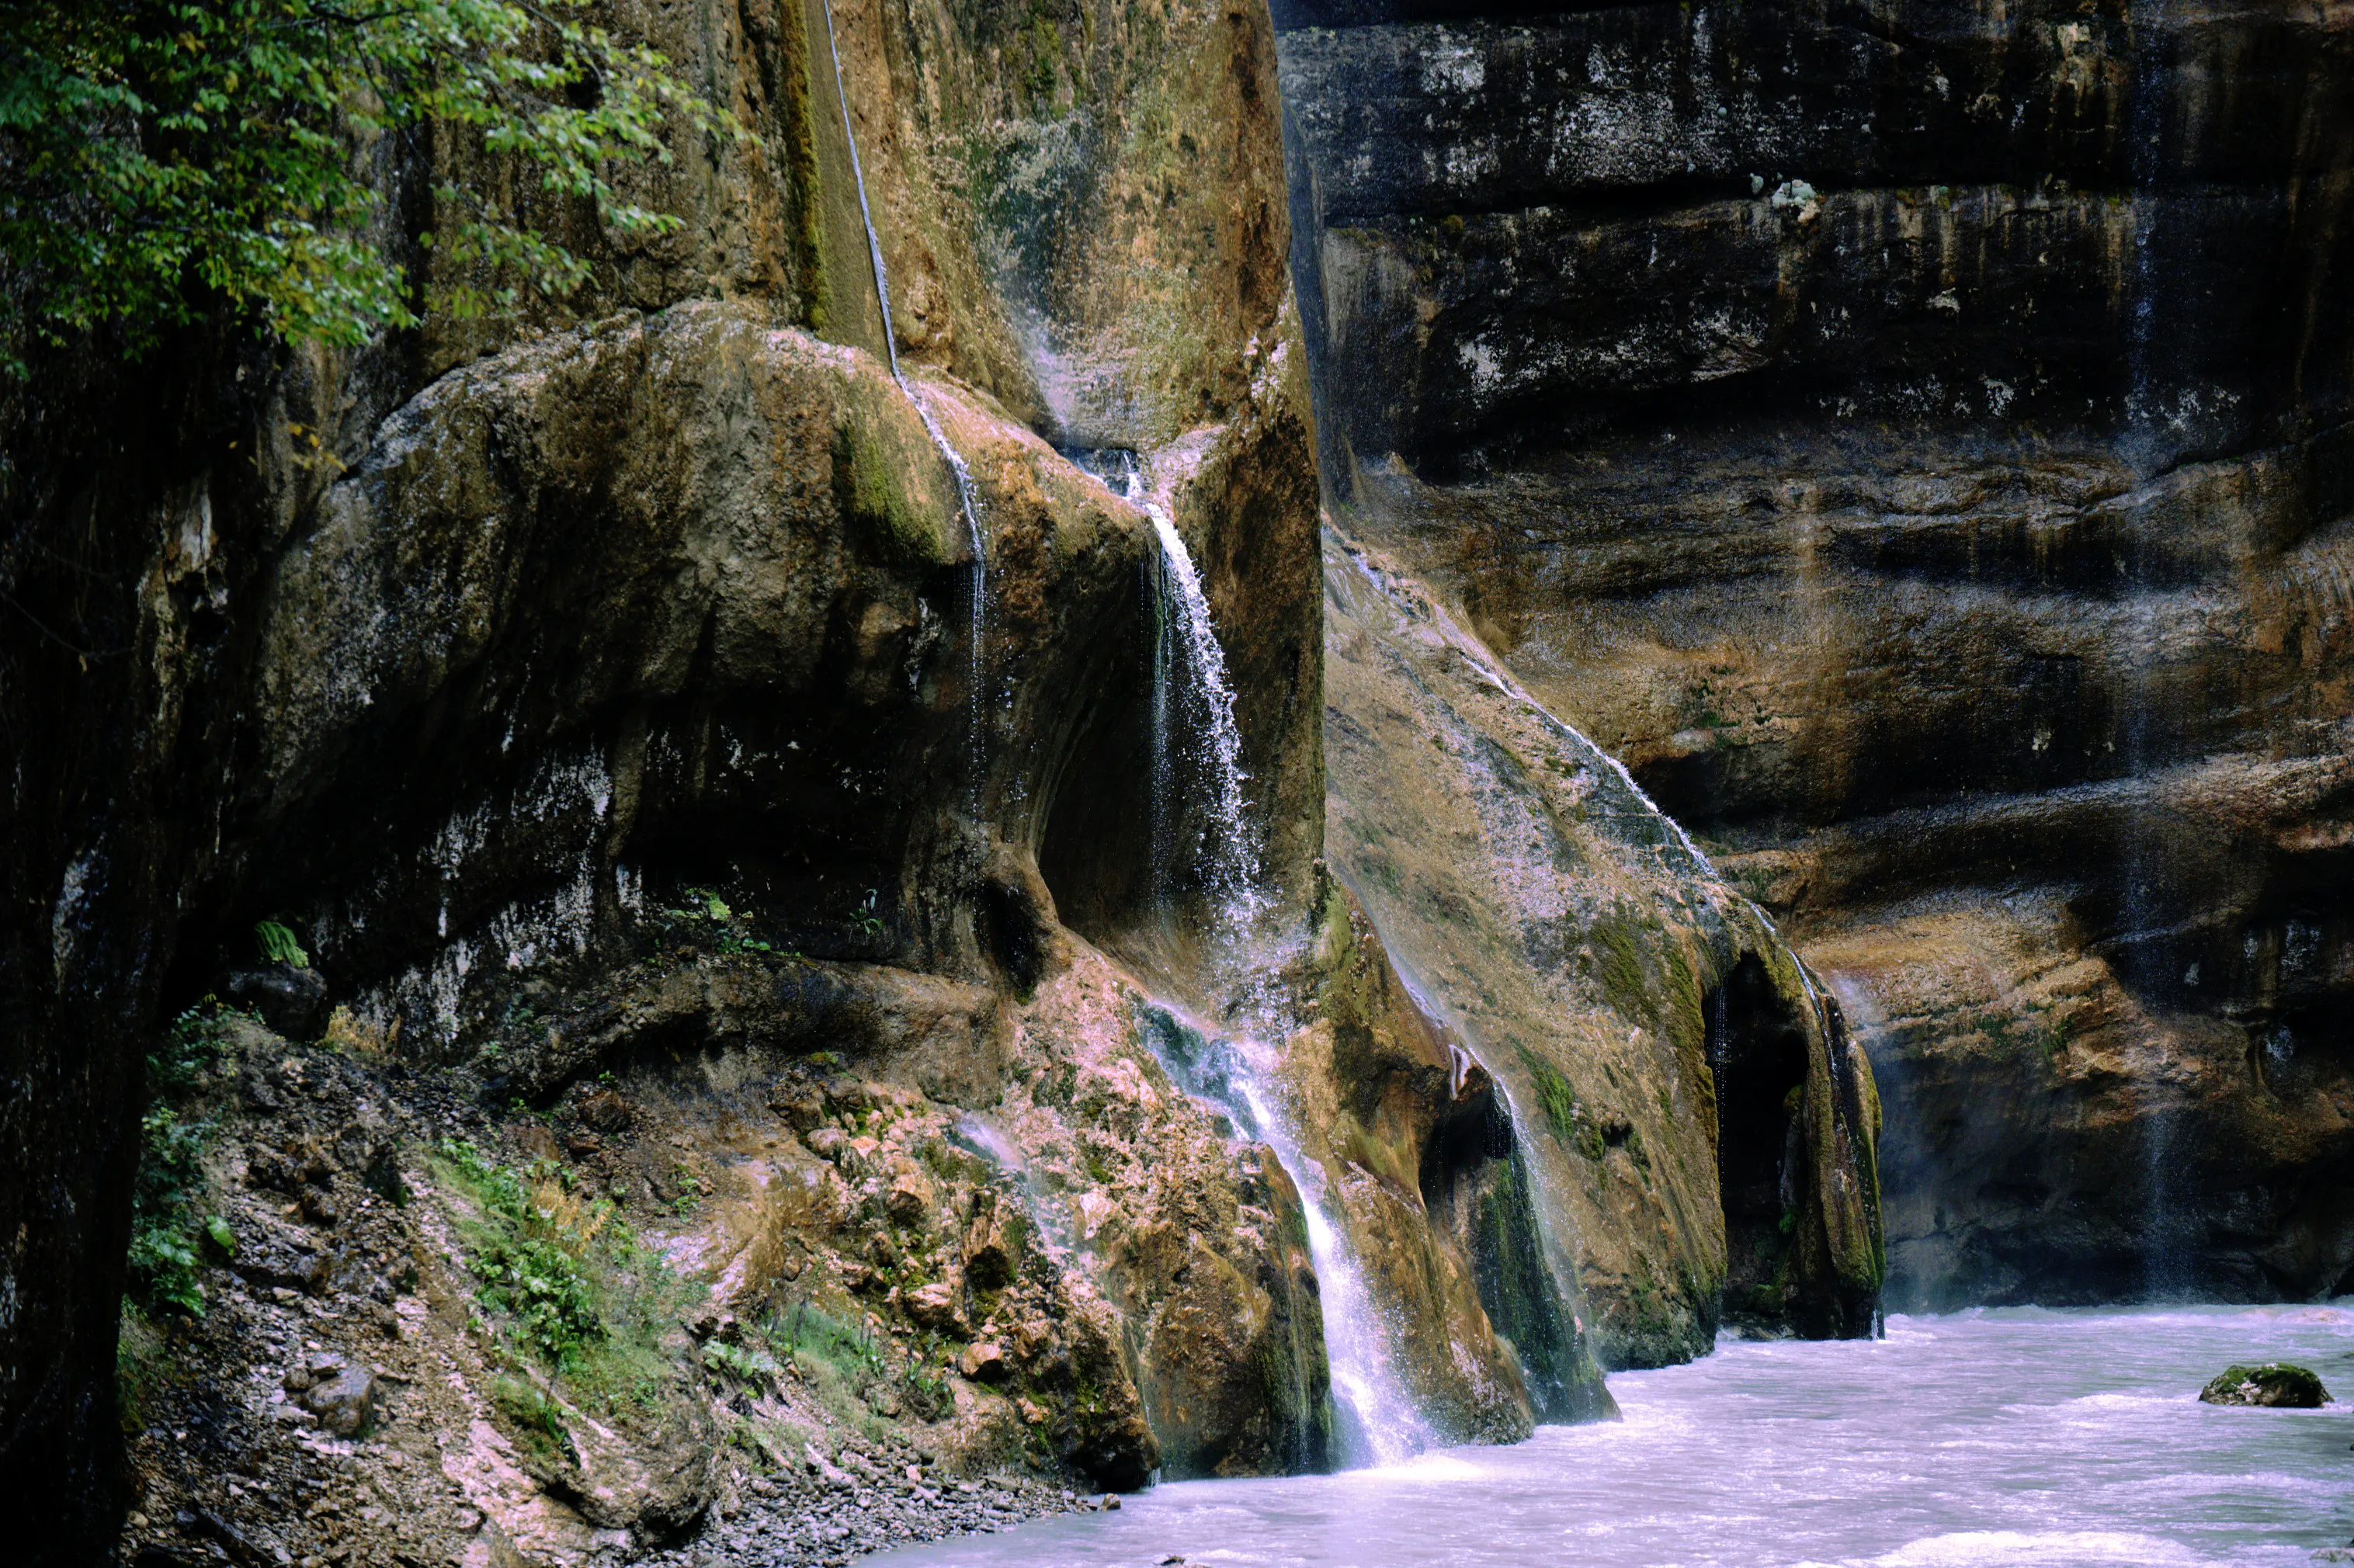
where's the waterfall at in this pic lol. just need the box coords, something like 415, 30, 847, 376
1097, 453, 1262, 922
2121, 0, 2178, 1288
1237, 1075, 1433, 1466
816, 0, 989, 775
1071, 460, 1425, 1468
1138, 1004, 1433, 1469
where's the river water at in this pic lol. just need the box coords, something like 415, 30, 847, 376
869, 1306, 2354, 1568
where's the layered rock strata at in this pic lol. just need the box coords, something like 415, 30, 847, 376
1278, 0, 2354, 1307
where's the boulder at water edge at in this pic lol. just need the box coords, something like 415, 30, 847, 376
2198, 1364, 2330, 1408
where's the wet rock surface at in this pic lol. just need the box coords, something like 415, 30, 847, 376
2198, 1362, 2329, 1408
1323, 529, 1883, 1368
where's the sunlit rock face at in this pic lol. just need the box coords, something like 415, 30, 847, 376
1279, 0, 2354, 1307
1325, 526, 1884, 1368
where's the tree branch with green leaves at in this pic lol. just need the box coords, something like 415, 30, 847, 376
0, 0, 739, 374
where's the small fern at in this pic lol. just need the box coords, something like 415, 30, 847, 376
254, 920, 309, 969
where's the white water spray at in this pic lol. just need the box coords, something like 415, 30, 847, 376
1137, 999, 1435, 1469
1101, 479, 1427, 1467
1236, 1074, 1434, 1466
1103, 454, 1261, 923
817, 0, 988, 773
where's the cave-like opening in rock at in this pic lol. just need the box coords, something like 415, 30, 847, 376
1033, 560, 1160, 951
1707, 953, 1812, 1328
1420, 1084, 1599, 1421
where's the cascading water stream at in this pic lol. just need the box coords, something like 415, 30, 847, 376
1097, 453, 1428, 1467
817, 0, 989, 779
1139, 1001, 1436, 1469
1234, 1074, 1434, 1466
1102, 455, 1260, 923
2121, 0, 2185, 1292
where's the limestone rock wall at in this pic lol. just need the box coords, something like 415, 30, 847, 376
1277, 0, 2354, 1306
0, 0, 1562, 1550
0, 0, 1327, 1548
1325, 527, 1882, 1365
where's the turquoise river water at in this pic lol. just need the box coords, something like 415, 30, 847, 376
868, 1306, 2354, 1568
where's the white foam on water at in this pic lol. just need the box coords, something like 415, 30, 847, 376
1856, 1530, 2210, 1567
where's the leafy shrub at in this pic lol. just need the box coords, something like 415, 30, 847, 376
438, 1140, 607, 1367
474, 1230, 604, 1369
703, 1339, 785, 1389
435, 1138, 690, 1406
0, 0, 739, 373
126, 1007, 227, 1316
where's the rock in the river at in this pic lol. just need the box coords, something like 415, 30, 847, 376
2199, 1363, 2330, 1408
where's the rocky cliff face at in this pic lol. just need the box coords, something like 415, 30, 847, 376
2, 0, 1812, 1558
1279, 0, 2354, 1309
4, 0, 1914, 1557
0, 0, 1338, 1549
1325, 527, 1882, 1369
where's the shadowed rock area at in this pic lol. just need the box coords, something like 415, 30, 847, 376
1279, 0, 2354, 1310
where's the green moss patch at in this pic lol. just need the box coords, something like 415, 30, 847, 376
2199, 1362, 2330, 1408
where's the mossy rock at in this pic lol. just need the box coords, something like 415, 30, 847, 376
2197, 1362, 2329, 1407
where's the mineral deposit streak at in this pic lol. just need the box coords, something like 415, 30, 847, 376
818, 0, 989, 778
868, 1305, 2354, 1566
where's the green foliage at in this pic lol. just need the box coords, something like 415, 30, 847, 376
0, 0, 738, 373
658, 887, 779, 956
1981, 1000, 2069, 1064
667, 1160, 707, 1216
435, 1138, 688, 1403
203, 1213, 238, 1257
489, 1373, 576, 1461
766, 1297, 892, 1430
703, 1338, 785, 1389
899, 1332, 953, 1420
127, 1005, 227, 1316
474, 1229, 603, 1366
254, 918, 308, 968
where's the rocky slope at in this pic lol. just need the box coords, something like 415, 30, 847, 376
1279, 0, 2354, 1308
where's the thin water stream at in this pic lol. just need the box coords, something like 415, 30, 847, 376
815, 0, 988, 770
871, 1306, 2354, 1567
